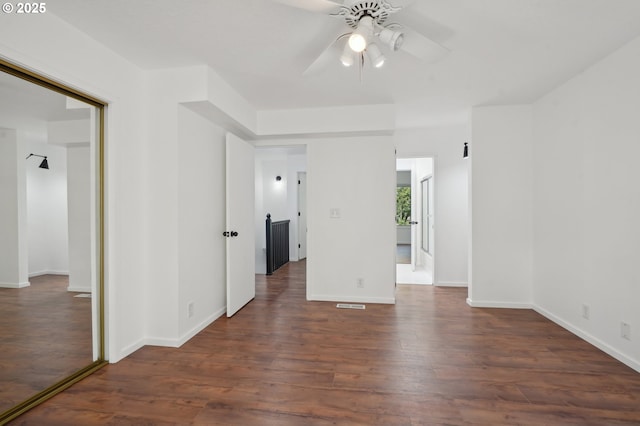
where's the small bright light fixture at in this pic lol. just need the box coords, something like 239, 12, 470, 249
378, 28, 404, 51
340, 43, 354, 67
366, 43, 385, 68
348, 15, 374, 53
348, 33, 367, 53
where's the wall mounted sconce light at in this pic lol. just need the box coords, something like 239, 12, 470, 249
276, 176, 282, 181
26, 153, 49, 169
463, 142, 468, 159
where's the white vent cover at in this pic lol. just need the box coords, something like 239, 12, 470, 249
336, 303, 366, 310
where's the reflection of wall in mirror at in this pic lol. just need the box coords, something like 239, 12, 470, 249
26, 140, 69, 278
0, 127, 29, 287
1, 117, 93, 292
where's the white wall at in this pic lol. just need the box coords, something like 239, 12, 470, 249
144, 67, 234, 347
177, 105, 227, 340
262, 158, 288, 221
1, 12, 149, 362
396, 226, 411, 244
532, 35, 640, 371
26, 141, 69, 277
395, 126, 469, 286
0, 127, 28, 287
307, 136, 396, 304
469, 105, 533, 307
66, 146, 90, 291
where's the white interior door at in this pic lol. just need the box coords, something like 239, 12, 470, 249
410, 166, 418, 271
297, 172, 307, 260
225, 133, 255, 317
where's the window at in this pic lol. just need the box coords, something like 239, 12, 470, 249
396, 186, 411, 225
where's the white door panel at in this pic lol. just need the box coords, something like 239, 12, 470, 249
225, 133, 255, 317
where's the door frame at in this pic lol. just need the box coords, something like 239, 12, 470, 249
297, 171, 307, 260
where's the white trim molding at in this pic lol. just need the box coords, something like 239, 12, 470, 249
436, 281, 468, 287
466, 298, 532, 309
534, 305, 640, 374
0, 281, 30, 288
308, 294, 396, 305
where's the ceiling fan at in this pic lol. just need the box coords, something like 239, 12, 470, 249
274, 0, 450, 75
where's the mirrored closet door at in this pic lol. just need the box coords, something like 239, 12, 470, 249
0, 61, 105, 422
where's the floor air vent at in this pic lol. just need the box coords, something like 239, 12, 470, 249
336, 303, 366, 310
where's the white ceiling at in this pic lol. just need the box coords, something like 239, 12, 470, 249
0, 72, 90, 145
50, 0, 640, 128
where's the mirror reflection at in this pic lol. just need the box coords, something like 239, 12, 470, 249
0, 70, 99, 413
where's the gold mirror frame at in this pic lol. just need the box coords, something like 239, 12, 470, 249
0, 59, 107, 424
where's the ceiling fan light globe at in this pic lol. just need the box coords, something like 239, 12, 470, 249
340, 53, 354, 67
348, 33, 367, 52
340, 42, 355, 66
379, 28, 404, 51
366, 43, 385, 68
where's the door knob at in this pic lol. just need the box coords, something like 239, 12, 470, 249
409, 221, 418, 225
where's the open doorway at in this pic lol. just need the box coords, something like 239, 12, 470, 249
396, 158, 433, 285
254, 146, 307, 275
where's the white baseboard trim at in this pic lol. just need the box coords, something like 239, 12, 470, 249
533, 305, 640, 373
113, 338, 146, 363
29, 270, 68, 277
176, 306, 226, 347
0, 281, 30, 288
466, 298, 533, 309
144, 336, 182, 348
436, 281, 468, 287
68, 286, 91, 293
115, 306, 228, 361
308, 294, 395, 304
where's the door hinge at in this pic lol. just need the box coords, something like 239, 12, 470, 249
298, 180, 301, 184
298, 244, 301, 248
298, 212, 301, 216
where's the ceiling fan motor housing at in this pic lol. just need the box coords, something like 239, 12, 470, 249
343, 0, 394, 28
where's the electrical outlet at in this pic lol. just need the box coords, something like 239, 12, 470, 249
621, 322, 631, 340
357, 278, 364, 288
188, 302, 195, 318
582, 304, 590, 320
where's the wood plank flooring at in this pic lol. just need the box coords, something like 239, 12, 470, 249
9, 260, 640, 425
0, 275, 93, 415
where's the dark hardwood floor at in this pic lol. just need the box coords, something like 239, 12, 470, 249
9, 261, 640, 425
0, 275, 93, 415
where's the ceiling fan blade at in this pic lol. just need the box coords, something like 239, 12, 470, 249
399, 27, 450, 63
302, 36, 345, 76
271, 0, 344, 14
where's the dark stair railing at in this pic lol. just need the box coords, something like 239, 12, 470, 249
266, 213, 290, 275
